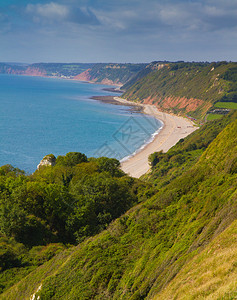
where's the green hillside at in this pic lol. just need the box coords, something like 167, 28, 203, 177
1, 111, 237, 299
123, 61, 237, 121
121, 61, 169, 90
85, 63, 147, 85
0, 155, 148, 295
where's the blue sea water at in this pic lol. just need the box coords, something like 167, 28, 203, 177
0, 74, 162, 173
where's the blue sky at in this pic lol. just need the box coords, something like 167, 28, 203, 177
0, 0, 237, 63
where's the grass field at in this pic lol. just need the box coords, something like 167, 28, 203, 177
207, 113, 224, 121
214, 102, 237, 109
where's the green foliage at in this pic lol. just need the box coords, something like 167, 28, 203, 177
220, 91, 237, 103
0, 234, 67, 293
146, 111, 237, 188
0, 153, 148, 293
221, 66, 237, 82
56, 152, 88, 167
87, 63, 147, 84
0, 236, 24, 272
207, 113, 224, 121
0, 165, 25, 177
0, 154, 141, 245
95, 157, 125, 177
68, 174, 137, 242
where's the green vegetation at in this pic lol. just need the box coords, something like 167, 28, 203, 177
214, 102, 237, 109
123, 61, 237, 121
154, 219, 237, 299
79, 63, 147, 85
1, 111, 237, 299
146, 111, 236, 187
0, 155, 148, 293
207, 113, 225, 121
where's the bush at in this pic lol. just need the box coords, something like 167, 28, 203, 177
56, 152, 88, 167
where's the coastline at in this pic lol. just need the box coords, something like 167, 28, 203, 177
90, 95, 143, 112
5, 74, 197, 177
112, 96, 198, 178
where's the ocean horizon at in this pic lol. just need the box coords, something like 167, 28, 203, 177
0, 74, 161, 173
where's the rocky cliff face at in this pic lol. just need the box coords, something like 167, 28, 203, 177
73, 68, 122, 85
124, 91, 209, 115
0, 65, 47, 76
37, 154, 56, 170
141, 95, 207, 113
24, 67, 47, 77
73, 69, 92, 81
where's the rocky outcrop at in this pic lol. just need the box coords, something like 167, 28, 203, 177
24, 67, 47, 77
74, 69, 122, 86
100, 78, 122, 86
0, 66, 47, 76
74, 69, 92, 81
37, 154, 56, 170
142, 95, 205, 112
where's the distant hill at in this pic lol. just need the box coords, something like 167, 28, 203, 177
0, 62, 147, 85
122, 61, 237, 121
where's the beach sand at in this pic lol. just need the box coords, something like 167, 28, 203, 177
113, 97, 198, 178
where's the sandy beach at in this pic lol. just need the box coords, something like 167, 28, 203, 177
113, 97, 198, 178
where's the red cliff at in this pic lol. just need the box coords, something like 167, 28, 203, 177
74, 69, 92, 81
24, 67, 47, 77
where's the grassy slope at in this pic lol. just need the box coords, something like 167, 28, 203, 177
214, 102, 237, 109
153, 219, 237, 299
207, 114, 224, 121
86, 63, 147, 85
2, 113, 237, 299
144, 111, 237, 187
123, 62, 237, 121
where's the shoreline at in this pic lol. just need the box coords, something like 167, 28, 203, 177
90, 95, 144, 112
112, 96, 198, 178
5, 74, 197, 177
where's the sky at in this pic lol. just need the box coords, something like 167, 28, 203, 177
0, 0, 237, 63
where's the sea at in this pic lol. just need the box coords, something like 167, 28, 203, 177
0, 74, 162, 173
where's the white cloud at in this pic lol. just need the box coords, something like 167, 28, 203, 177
26, 2, 69, 21
159, 5, 192, 26
204, 6, 225, 17
25, 2, 99, 26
